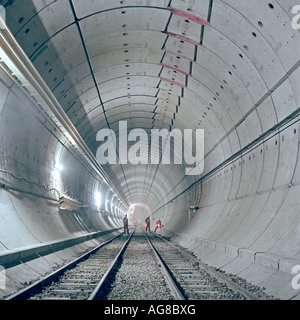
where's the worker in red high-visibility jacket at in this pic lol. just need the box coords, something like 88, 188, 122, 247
154, 219, 162, 232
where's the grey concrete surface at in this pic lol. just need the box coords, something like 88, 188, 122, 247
0, 0, 299, 299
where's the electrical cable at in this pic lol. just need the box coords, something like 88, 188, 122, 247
0, 168, 60, 198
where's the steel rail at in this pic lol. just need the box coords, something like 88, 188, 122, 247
6, 234, 122, 300
152, 233, 261, 300
144, 232, 185, 300
88, 231, 135, 300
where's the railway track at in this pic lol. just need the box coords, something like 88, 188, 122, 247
7, 232, 134, 300
145, 232, 260, 300
6, 228, 261, 300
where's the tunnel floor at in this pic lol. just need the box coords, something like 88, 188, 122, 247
5, 227, 277, 301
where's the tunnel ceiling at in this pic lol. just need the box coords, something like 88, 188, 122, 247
3, 0, 300, 211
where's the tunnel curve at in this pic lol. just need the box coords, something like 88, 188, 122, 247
0, 0, 299, 299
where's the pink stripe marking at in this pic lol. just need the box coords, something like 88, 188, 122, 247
159, 63, 191, 77
159, 76, 186, 88
163, 50, 194, 62
163, 31, 200, 46
168, 7, 210, 26
157, 88, 170, 93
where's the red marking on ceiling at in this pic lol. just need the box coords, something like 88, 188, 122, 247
167, 7, 210, 26
163, 50, 193, 62
157, 88, 180, 96
163, 31, 199, 46
157, 88, 170, 93
159, 63, 191, 77
159, 76, 186, 88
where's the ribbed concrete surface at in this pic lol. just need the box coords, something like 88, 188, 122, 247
0, 0, 299, 299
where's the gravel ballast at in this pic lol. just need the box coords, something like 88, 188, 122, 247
105, 232, 175, 300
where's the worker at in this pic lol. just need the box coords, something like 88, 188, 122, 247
145, 216, 150, 232
154, 219, 162, 232
123, 214, 129, 234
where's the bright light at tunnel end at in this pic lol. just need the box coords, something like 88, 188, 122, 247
95, 121, 204, 176
127, 203, 153, 226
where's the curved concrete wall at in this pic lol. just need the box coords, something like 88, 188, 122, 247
0, 64, 125, 298
163, 125, 300, 299
0, 65, 121, 246
0, 0, 299, 300
151, 1, 300, 299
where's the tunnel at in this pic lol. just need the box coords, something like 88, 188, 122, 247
0, 0, 299, 300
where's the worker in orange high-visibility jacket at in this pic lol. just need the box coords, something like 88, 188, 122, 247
123, 214, 129, 234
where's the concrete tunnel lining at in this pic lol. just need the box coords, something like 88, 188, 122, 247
0, 0, 299, 299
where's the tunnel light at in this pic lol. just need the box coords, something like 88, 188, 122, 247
105, 199, 109, 211
95, 191, 102, 208
53, 163, 63, 186
55, 163, 63, 172
111, 202, 115, 214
